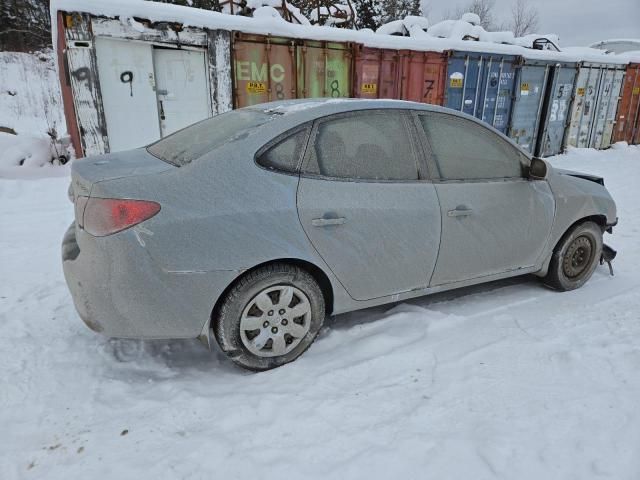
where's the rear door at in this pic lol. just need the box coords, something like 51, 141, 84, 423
153, 48, 211, 137
296, 109, 441, 301
417, 112, 555, 286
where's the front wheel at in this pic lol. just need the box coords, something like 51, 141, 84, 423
214, 263, 325, 371
544, 221, 603, 291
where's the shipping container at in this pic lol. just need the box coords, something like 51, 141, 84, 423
507, 59, 578, 156
352, 45, 401, 99
566, 63, 626, 149
613, 63, 640, 145
57, 11, 232, 156
445, 51, 519, 135
398, 50, 448, 105
508, 59, 551, 153
297, 40, 352, 99
232, 33, 297, 108
535, 61, 578, 157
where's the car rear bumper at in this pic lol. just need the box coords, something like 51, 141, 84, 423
62, 223, 238, 339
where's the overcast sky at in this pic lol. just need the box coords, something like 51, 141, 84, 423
423, 0, 640, 46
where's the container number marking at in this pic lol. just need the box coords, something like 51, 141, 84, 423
247, 81, 267, 94
330, 80, 341, 97
362, 83, 377, 94
423, 80, 434, 100
577, 87, 586, 96
450, 78, 463, 88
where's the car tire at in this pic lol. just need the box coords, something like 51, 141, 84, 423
544, 221, 603, 291
214, 263, 325, 371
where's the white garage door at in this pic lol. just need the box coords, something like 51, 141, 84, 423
95, 37, 161, 152
153, 48, 211, 137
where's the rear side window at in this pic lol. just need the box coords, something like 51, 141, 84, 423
419, 114, 524, 180
147, 109, 274, 166
257, 129, 308, 173
304, 111, 419, 181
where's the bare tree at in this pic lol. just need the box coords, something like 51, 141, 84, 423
443, 0, 496, 30
508, 0, 539, 36
0, 0, 51, 52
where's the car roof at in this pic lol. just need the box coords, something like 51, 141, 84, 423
245, 98, 452, 125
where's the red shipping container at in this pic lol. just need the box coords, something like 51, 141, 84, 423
613, 63, 640, 145
399, 50, 448, 106
352, 45, 401, 100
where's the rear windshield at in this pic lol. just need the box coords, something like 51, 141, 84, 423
147, 109, 275, 166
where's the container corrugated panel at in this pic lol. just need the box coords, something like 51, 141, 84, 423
398, 50, 447, 105
508, 59, 551, 153
297, 40, 352, 99
352, 45, 401, 99
445, 51, 519, 134
613, 63, 640, 145
566, 63, 625, 149
232, 33, 297, 108
536, 62, 578, 157
590, 66, 625, 149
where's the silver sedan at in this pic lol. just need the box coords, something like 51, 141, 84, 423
62, 99, 618, 371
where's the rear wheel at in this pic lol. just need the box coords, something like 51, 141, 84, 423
214, 263, 325, 371
544, 221, 603, 291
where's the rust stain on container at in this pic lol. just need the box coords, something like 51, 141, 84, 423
297, 40, 352, 99
353, 45, 401, 99
613, 63, 640, 145
232, 33, 297, 108
399, 51, 448, 105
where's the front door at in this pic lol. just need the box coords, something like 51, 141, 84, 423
296, 110, 441, 301
153, 48, 211, 137
417, 112, 555, 286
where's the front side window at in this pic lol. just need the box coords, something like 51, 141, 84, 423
419, 113, 525, 180
304, 111, 419, 181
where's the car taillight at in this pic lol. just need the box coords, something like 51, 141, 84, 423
82, 198, 161, 237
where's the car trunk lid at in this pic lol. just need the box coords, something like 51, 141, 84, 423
70, 148, 174, 199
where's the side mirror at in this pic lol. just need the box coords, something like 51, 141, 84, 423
529, 157, 548, 180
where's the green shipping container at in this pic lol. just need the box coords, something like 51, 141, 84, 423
297, 40, 352, 99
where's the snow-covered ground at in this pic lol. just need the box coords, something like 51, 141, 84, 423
0, 51, 72, 175
1, 145, 640, 479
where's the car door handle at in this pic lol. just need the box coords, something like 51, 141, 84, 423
312, 217, 346, 227
447, 208, 473, 217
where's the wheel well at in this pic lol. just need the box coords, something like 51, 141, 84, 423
210, 259, 335, 326
568, 215, 607, 234
552, 214, 607, 255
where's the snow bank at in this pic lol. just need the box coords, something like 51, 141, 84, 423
2, 145, 640, 478
0, 51, 72, 178
50, 0, 631, 64
0, 132, 72, 179
0, 50, 65, 136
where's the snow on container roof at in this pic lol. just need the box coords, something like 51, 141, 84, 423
50, 0, 630, 65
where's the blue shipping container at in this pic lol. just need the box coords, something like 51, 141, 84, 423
445, 51, 519, 134
508, 59, 578, 156
537, 62, 578, 157
508, 60, 550, 153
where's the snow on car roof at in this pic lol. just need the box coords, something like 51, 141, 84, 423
50, 0, 631, 65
